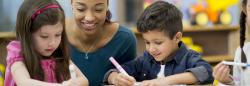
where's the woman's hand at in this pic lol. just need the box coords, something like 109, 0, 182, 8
62, 78, 83, 86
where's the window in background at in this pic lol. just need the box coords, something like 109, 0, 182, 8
0, 0, 3, 30
125, 0, 143, 25
0, 0, 22, 32
0, 0, 73, 32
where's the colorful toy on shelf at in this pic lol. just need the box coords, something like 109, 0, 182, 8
144, 0, 153, 9
189, 0, 238, 26
182, 37, 203, 53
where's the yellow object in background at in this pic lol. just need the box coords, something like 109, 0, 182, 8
182, 37, 193, 46
0, 64, 5, 74
182, 37, 203, 53
190, 45, 203, 53
196, 12, 209, 26
220, 11, 232, 25
206, 0, 238, 11
0, 64, 5, 86
0, 74, 3, 86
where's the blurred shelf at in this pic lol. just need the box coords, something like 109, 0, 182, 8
202, 55, 234, 63
132, 25, 239, 34
183, 25, 239, 32
0, 32, 15, 39
132, 28, 139, 34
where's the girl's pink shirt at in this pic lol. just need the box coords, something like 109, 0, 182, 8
4, 40, 58, 86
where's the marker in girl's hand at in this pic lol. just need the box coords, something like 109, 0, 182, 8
109, 57, 129, 76
222, 61, 250, 67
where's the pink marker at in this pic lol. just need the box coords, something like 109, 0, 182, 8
109, 57, 129, 76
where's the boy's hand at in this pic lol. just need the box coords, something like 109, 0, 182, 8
213, 62, 233, 84
141, 78, 168, 86
109, 72, 136, 86
141, 79, 158, 86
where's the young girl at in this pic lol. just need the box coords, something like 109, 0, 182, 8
213, 0, 250, 85
4, 0, 88, 86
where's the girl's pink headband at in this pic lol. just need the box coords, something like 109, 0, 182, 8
31, 4, 60, 20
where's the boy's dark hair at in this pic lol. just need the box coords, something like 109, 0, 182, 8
137, 1, 183, 39
240, 0, 247, 69
16, 0, 70, 82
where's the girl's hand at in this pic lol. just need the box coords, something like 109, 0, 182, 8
112, 73, 136, 86
213, 62, 233, 84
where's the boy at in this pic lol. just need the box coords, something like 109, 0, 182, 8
104, 1, 213, 85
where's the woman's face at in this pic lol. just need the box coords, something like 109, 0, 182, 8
72, 0, 108, 34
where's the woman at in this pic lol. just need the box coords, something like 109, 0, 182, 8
66, 0, 137, 85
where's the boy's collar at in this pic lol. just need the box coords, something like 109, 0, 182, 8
172, 41, 189, 64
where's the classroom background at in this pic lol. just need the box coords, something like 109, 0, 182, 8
0, 0, 246, 85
